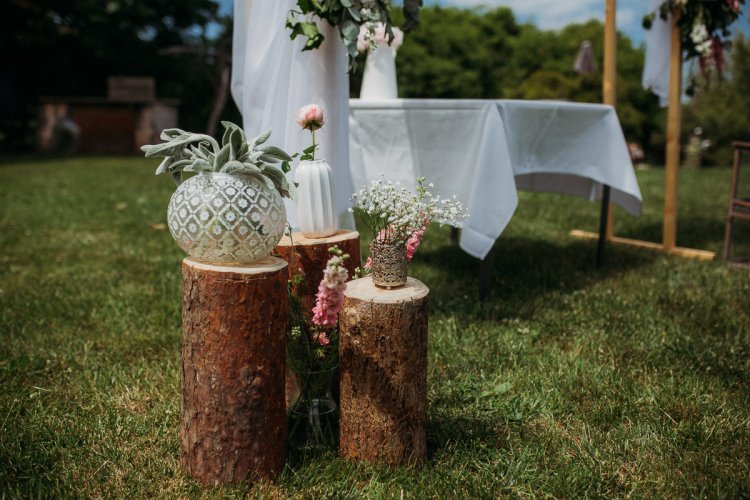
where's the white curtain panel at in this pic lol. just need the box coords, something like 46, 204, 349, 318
642, 0, 672, 107
231, 0, 355, 229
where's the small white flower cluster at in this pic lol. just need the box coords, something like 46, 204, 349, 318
350, 176, 468, 245
690, 20, 712, 57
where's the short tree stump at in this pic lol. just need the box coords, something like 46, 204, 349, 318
275, 230, 361, 319
180, 257, 288, 484
338, 276, 429, 466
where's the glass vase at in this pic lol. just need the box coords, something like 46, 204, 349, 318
288, 366, 338, 450
369, 240, 408, 288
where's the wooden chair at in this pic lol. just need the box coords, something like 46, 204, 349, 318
723, 141, 750, 266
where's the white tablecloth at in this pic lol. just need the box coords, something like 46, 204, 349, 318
349, 99, 643, 259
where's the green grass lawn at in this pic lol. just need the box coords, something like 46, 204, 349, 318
1, 157, 749, 497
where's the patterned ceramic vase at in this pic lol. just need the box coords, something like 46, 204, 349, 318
167, 172, 286, 264
369, 240, 408, 288
294, 159, 338, 238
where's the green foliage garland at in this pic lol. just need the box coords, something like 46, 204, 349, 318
286, 0, 423, 71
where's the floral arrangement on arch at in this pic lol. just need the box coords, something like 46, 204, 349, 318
357, 22, 404, 53
286, 0, 422, 70
643, 0, 745, 78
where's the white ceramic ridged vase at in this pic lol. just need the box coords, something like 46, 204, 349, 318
360, 46, 398, 100
294, 159, 338, 238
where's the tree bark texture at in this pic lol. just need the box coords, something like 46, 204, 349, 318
274, 230, 361, 321
180, 257, 288, 484
338, 277, 429, 466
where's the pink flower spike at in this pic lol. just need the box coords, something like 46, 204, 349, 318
311, 254, 349, 328
296, 104, 325, 131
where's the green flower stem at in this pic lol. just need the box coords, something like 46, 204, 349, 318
311, 127, 316, 161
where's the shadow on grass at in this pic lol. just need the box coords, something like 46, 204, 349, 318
413, 235, 657, 321
616, 216, 725, 253
425, 410, 511, 460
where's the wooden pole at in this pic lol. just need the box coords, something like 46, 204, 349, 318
603, 0, 617, 241
180, 257, 288, 484
603, 0, 617, 107
339, 277, 429, 466
663, 10, 682, 251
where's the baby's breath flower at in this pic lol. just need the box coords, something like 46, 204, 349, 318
350, 175, 469, 247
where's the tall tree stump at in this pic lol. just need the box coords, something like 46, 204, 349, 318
274, 230, 361, 319
338, 276, 429, 466
180, 257, 288, 484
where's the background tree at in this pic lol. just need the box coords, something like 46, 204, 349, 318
683, 35, 750, 166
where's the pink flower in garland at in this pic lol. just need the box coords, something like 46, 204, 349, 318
726, 0, 741, 13
311, 254, 349, 328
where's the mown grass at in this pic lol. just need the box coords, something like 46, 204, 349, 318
1, 157, 748, 498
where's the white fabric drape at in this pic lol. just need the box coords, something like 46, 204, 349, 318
642, 0, 671, 107
231, 0, 355, 228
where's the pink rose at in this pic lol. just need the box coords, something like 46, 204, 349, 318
296, 104, 325, 131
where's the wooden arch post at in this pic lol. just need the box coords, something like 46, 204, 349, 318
572, 3, 715, 261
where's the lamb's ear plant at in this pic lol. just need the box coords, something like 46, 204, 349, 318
141, 121, 298, 202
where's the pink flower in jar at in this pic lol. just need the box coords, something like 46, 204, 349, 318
296, 104, 325, 131
406, 218, 429, 261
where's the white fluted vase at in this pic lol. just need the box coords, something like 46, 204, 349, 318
294, 159, 338, 238
360, 46, 398, 100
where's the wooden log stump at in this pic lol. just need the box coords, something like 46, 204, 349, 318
180, 257, 288, 484
274, 230, 361, 319
338, 276, 429, 466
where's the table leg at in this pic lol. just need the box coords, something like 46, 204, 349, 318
479, 248, 494, 302
450, 227, 460, 244
597, 185, 611, 267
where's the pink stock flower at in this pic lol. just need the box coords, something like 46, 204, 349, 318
316, 331, 330, 346
296, 104, 325, 131
311, 255, 349, 328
